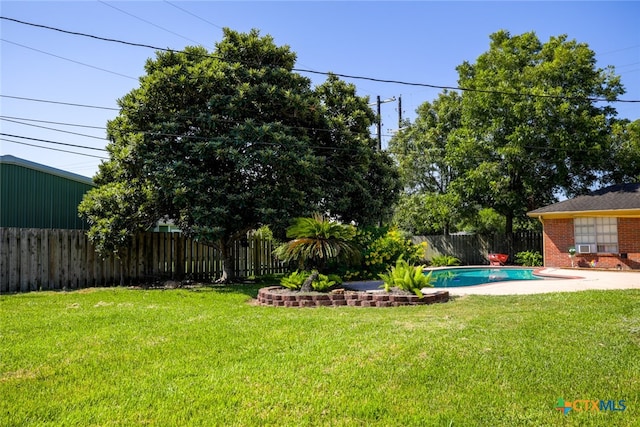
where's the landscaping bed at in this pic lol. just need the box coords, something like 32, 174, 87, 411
257, 286, 449, 307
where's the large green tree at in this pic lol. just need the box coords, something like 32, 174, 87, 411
391, 30, 625, 236
80, 29, 400, 282
450, 31, 624, 233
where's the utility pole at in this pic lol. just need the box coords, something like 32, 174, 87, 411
385, 96, 406, 137
373, 96, 396, 150
377, 96, 381, 150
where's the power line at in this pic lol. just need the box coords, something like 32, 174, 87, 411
0, 128, 370, 156
298, 68, 640, 104
0, 115, 106, 129
0, 94, 119, 111
2, 16, 638, 104
1, 94, 380, 140
0, 117, 107, 140
3, 99, 635, 159
0, 16, 166, 51
163, 0, 223, 30
97, 0, 202, 45
1, 38, 137, 80
2, 117, 619, 164
599, 44, 640, 56
1, 137, 108, 159
0, 133, 108, 151
4, 107, 629, 166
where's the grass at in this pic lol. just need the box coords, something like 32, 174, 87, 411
1, 285, 639, 426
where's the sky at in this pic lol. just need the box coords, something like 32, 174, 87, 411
1, 1, 639, 179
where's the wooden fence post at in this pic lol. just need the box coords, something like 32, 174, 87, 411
174, 234, 184, 280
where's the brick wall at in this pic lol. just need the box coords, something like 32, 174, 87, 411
542, 217, 640, 270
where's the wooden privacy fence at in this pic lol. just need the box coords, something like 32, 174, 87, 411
0, 228, 287, 293
413, 232, 542, 265
1, 228, 542, 293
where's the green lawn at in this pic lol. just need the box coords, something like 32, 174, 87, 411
1, 285, 638, 426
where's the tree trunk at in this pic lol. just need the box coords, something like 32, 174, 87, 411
505, 211, 514, 235
174, 235, 185, 280
217, 240, 236, 283
116, 252, 125, 287
301, 270, 319, 293
505, 212, 514, 261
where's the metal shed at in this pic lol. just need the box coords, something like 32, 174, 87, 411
0, 155, 95, 229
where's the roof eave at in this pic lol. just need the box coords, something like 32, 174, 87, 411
527, 208, 640, 219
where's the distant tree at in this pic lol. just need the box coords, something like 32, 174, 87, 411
390, 91, 462, 194
392, 192, 461, 235
79, 29, 399, 282
457, 208, 506, 235
389, 92, 463, 234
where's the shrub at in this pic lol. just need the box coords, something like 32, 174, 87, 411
327, 274, 343, 286
378, 257, 433, 298
430, 255, 461, 267
280, 270, 308, 290
515, 250, 543, 267
280, 270, 337, 292
338, 227, 425, 280
312, 274, 337, 292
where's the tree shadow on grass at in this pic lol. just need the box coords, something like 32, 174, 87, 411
197, 283, 264, 299
131, 274, 283, 300
187, 276, 285, 299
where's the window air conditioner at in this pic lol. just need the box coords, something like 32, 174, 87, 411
577, 244, 592, 254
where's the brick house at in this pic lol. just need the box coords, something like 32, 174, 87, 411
527, 183, 640, 270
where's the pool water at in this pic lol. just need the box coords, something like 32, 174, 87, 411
428, 267, 541, 288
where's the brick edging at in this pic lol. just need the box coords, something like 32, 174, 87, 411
257, 286, 449, 307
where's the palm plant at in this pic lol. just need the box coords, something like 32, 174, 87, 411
274, 213, 360, 292
378, 257, 433, 298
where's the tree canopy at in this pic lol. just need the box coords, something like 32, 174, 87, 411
390, 30, 627, 235
606, 119, 640, 184
389, 91, 463, 234
79, 28, 401, 281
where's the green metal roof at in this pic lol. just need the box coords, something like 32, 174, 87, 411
0, 155, 94, 185
0, 155, 95, 229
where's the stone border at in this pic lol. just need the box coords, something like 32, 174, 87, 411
257, 286, 449, 308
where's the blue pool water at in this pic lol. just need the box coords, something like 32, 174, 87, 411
428, 267, 541, 288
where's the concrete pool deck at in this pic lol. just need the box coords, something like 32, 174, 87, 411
345, 268, 640, 296
429, 268, 640, 296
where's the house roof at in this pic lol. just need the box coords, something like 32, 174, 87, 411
0, 155, 94, 186
527, 183, 640, 218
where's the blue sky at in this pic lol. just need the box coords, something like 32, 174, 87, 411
1, 1, 639, 178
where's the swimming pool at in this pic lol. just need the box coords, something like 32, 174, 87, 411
427, 267, 542, 288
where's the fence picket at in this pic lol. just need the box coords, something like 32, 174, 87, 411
28, 229, 39, 291
0, 229, 7, 293
6, 229, 19, 293
37, 229, 48, 290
